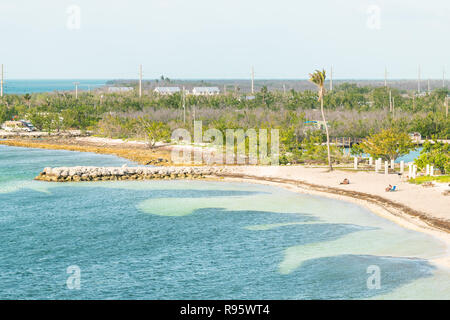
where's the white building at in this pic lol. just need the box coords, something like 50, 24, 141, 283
192, 87, 220, 96
108, 87, 134, 93
154, 87, 181, 95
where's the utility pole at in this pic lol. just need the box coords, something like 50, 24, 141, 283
139, 65, 143, 98
427, 79, 430, 94
384, 67, 387, 87
283, 84, 286, 94
392, 97, 395, 118
389, 90, 392, 112
1, 64, 3, 97
330, 66, 333, 91
443, 67, 446, 88
251, 66, 254, 94
182, 86, 186, 125
445, 96, 448, 118
73, 82, 79, 99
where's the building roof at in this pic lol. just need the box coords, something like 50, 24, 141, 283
108, 87, 134, 92
154, 87, 181, 93
192, 87, 220, 93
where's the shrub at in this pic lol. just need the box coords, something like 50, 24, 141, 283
360, 128, 415, 161
415, 140, 450, 174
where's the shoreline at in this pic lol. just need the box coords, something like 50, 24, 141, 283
2, 138, 449, 268
215, 174, 450, 269
217, 173, 450, 233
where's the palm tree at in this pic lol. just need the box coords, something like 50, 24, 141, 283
24, 93, 32, 107
309, 69, 332, 171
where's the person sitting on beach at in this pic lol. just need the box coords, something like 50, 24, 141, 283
340, 178, 350, 185
385, 184, 392, 192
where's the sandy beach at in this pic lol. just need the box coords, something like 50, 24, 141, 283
222, 166, 450, 224
217, 165, 450, 268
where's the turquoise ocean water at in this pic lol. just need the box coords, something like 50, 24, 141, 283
0, 145, 449, 299
2, 80, 107, 94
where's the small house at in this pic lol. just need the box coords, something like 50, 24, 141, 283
154, 87, 181, 95
108, 87, 134, 93
192, 87, 220, 96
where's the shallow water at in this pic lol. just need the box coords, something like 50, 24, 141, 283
0, 145, 449, 299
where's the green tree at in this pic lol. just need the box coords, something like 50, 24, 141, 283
350, 143, 365, 157
309, 69, 332, 170
360, 128, 415, 161
415, 140, 449, 174
139, 118, 171, 148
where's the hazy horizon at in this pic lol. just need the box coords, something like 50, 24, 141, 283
0, 0, 449, 79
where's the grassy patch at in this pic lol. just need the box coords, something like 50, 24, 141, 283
408, 175, 450, 184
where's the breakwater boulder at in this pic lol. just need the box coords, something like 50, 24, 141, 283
35, 166, 230, 182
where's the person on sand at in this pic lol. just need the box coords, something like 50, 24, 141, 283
340, 178, 350, 185
385, 184, 392, 192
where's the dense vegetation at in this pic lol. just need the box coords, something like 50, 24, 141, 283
415, 140, 450, 174
0, 83, 448, 165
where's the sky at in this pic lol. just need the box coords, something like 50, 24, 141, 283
0, 0, 449, 79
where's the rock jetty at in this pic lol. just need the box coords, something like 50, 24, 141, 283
35, 166, 228, 182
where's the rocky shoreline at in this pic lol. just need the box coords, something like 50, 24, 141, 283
35, 166, 228, 182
